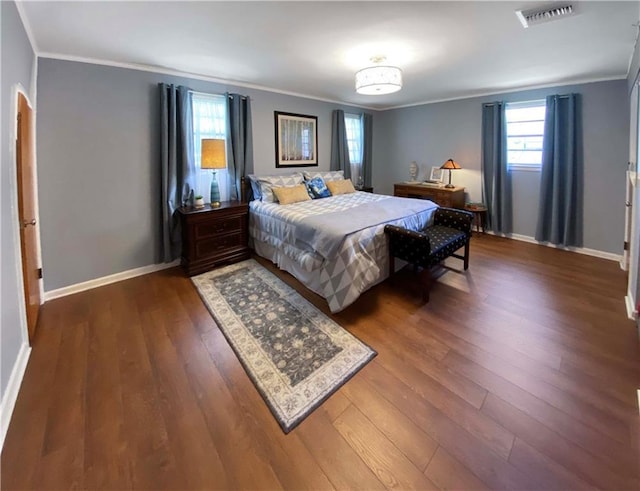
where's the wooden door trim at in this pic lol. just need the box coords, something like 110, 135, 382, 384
10, 84, 43, 344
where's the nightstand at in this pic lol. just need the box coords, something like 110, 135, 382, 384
177, 201, 250, 276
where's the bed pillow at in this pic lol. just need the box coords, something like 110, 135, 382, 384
272, 184, 311, 205
254, 172, 304, 203
246, 175, 263, 201
303, 170, 344, 182
305, 177, 332, 199
326, 179, 356, 196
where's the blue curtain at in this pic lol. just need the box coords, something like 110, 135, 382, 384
226, 93, 254, 201
481, 101, 512, 234
536, 94, 583, 246
361, 113, 373, 187
159, 84, 195, 263
330, 109, 351, 179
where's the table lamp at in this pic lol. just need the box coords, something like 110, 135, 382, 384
201, 138, 226, 207
440, 158, 461, 189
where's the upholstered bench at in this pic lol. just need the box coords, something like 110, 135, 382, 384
384, 207, 474, 301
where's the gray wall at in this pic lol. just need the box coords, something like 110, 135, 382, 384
374, 80, 629, 254
1, 2, 36, 399
36, 59, 369, 291
628, 4, 640, 95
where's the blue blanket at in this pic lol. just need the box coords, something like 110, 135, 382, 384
295, 196, 438, 259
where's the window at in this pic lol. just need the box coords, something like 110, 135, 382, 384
192, 92, 227, 201
506, 100, 546, 170
344, 113, 363, 183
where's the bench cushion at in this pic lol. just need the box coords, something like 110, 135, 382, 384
423, 225, 467, 265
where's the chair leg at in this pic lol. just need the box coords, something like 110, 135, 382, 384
419, 268, 432, 302
463, 241, 470, 270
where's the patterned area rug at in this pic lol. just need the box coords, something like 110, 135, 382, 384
192, 259, 377, 433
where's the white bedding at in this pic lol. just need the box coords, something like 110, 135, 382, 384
249, 191, 438, 312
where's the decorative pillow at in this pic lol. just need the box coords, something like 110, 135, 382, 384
326, 179, 356, 196
272, 184, 311, 205
305, 177, 332, 199
254, 172, 304, 203
246, 175, 262, 201
303, 170, 344, 182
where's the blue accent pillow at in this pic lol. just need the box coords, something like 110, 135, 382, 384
306, 177, 331, 199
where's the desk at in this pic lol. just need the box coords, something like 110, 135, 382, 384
393, 183, 465, 208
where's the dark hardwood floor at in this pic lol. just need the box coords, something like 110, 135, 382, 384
2, 235, 639, 490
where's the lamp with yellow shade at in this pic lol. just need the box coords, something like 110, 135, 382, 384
201, 138, 226, 207
440, 158, 461, 189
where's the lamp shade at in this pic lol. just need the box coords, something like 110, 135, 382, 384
440, 158, 461, 170
355, 66, 403, 95
201, 138, 226, 169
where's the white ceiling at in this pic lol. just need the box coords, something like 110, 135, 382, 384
19, 1, 640, 109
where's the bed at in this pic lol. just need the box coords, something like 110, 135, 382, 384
246, 173, 438, 312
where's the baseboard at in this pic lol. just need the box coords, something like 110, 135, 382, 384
44, 260, 180, 301
625, 293, 638, 321
485, 231, 622, 262
0, 343, 31, 451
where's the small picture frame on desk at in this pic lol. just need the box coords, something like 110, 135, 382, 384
429, 166, 444, 182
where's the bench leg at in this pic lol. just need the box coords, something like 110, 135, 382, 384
464, 241, 470, 270
419, 268, 432, 303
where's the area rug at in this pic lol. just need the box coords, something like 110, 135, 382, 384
192, 259, 376, 433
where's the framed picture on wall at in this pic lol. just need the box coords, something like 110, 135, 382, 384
274, 111, 318, 167
429, 166, 444, 182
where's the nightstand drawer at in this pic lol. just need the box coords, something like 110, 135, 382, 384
195, 232, 245, 259
194, 215, 243, 239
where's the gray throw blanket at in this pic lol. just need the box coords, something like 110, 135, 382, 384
294, 196, 438, 259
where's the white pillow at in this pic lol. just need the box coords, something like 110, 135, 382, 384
254, 172, 304, 203
303, 170, 344, 182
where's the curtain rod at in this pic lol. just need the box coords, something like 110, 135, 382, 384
190, 90, 249, 100
483, 94, 573, 107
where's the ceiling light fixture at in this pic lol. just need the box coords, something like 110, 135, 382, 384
355, 56, 402, 95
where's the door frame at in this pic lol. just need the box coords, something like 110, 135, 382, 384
10, 83, 44, 345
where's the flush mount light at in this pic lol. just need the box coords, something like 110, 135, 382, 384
355, 56, 403, 95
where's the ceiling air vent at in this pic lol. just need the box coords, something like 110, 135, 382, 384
515, 4, 574, 28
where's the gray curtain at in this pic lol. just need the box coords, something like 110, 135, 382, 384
361, 112, 373, 187
481, 101, 512, 234
535, 94, 583, 246
330, 109, 351, 179
226, 93, 254, 201
160, 84, 195, 263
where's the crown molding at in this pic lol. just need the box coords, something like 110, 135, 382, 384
37, 52, 379, 111
379, 75, 627, 111
14, 0, 39, 53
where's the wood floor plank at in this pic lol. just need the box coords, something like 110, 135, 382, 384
424, 446, 489, 491
333, 404, 439, 490
201, 327, 333, 490
443, 344, 630, 444
0, 304, 64, 490
443, 350, 639, 478
340, 370, 438, 472
481, 393, 639, 490
112, 287, 184, 490
508, 437, 597, 491
360, 346, 514, 460
354, 319, 488, 409
296, 408, 387, 491
3, 235, 637, 490
358, 361, 536, 490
